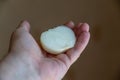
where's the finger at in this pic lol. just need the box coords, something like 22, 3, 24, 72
56, 53, 71, 68
67, 31, 90, 64
56, 31, 90, 67
76, 23, 83, 28
17, 20, 30, 32
8, 20, 30, 52
8, 21, 42, 57
75, 23, 90, 37
77, 23, 89, 32
64, 21, 75, 29
73, 23, 83, 35
11, 20, 31, 44
56, 23, 90, 67
78, 23, 89, 32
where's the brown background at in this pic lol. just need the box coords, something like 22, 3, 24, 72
0, 0, 120, 80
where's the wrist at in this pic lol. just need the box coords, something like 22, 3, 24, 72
0, 58, 41, 80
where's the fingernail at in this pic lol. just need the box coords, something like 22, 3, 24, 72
65, 21, 74, 26
76, 23, 83, 29
78, 23, 83, 26
17, 20, 28, 29
82, 23, 90, 32
69, 21, 74, 26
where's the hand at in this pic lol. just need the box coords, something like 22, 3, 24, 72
0, 21, 90, 80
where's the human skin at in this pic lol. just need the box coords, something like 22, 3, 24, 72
0, 21, 90, 80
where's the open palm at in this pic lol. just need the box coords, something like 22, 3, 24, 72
0, 21, 90, 80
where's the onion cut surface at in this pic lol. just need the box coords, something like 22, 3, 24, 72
40, 25, 76, 54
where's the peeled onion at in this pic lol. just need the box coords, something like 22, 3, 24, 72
40, 25, 76, 54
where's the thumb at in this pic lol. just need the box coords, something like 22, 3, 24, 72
8, 20, 31, 52
8, 20, 42, 58
17, 20, 30, 32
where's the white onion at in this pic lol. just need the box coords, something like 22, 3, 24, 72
40, 25, 76, 54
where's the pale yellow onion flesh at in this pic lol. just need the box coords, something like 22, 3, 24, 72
40, 25, 76, 54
